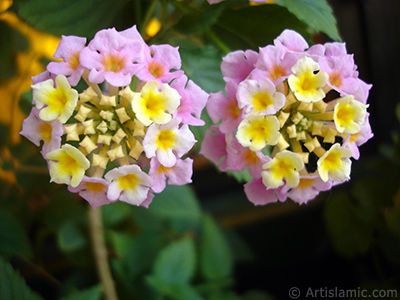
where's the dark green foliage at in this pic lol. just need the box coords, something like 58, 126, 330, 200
0, 256, 43, 300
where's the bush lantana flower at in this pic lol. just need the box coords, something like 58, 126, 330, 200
201, 29, 373, 205
20, 25, 208, 209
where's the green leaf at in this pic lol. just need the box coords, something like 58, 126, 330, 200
280, 0, 340, 41
101, 201, 132, 228
153, 237, 196, 285
174, 5, 223, 35
323, 192, 374, 258
59, 285, 102, 300
180, 45, 226, 94
150, 185, 202, 229
214, 5, 311, 51
200, 215, 233, 281
168, 283, 205, 300
146, 274, 172, 295
0, 256, 43, 300
14, 0, 129, 38
0, 208, 32, 258
111, 232, 163, 282
57, 220, 87, 253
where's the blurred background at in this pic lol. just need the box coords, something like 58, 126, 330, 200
0, 0, 399, 299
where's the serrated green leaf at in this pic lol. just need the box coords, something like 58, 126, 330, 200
0, 256, 43, 300
201, 215, 233, 281
214, 5, 311, 51
59, 285, 102, 300
0, 208, 32, 258
14, 0, 129, 38
153, 237, 196, 285
280, 0, 340, 41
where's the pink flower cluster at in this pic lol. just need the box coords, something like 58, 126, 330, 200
20, 25, 208, 209
200, 29, 373, 205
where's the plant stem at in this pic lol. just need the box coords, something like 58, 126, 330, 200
140, 0, 159, 37
88, 207, 118, 300
206, 30, 231, 55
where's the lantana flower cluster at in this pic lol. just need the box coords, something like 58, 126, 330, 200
20, 25, 208, 209
200, 29, 373, 205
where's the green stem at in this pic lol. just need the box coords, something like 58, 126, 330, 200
206, 30, 231, 55
88, 207, 118, 300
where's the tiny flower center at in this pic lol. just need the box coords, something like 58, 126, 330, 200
145, 94, 163, 114
270, 64, 286, 80
59, 153, 80, 174
118, 174, 139, 190
297, 178, 314, 189
103, 54, 126, 73
349, 132, 359, 143
321, 151, 341, 170
227, 99, 241, 119
157, 164, 171, 174
69, 52, 81, 70
252, 92, 273, 112
300, 74, 314, 91
85, 182, 105, 193
156, 130, 176, 150
39, 123, 53, 143
335, 103, 354, 126
243, 149, 260, 165
329, 72, 341, 87
49, 89, 69, 111
271, 159, 293, 178
148, 61, 165, 78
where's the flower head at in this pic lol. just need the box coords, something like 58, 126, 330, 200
21, 25, 206, 209
201, 29, 373, 205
